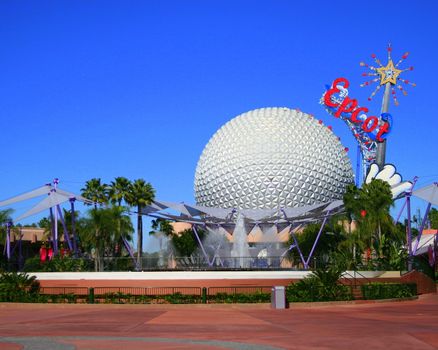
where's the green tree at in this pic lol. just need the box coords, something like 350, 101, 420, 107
0, 272, 40, 302
358, 179, 394, 258
0, 209, 13, 245
108, 177, 131, 206
150, 218, 175, 236
0, 209, 12, 223
81, 206, 134, 271
288, 219, 345, 268
125, 179, 155, 267
429, 208, 438, 229
171, 228, 205, 257
341, 178, 398, 267
342, 184, 370, 263
343, 184, 360, 235
81, 178, 108, 208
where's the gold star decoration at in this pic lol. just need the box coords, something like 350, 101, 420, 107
359, 44, 415, 105
376, 59, 402, 85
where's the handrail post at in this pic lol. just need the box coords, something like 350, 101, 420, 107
88, 288, 94, 304
202, 287, 207, 304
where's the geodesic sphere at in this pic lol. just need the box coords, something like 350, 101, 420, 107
194, 107, 354, 209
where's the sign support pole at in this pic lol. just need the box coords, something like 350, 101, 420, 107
376, 82, 391, 168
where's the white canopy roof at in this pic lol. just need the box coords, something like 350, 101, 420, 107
0, 184, 91, 223
15, 192, 71, 222
413, 183, 438, 206
143, 199, 344, 225
412, 232, 437, 256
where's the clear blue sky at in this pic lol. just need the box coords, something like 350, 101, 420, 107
1, 0, 437, 251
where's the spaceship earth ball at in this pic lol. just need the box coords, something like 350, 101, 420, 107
194, 107, 354, 209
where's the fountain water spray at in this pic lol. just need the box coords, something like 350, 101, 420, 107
230, 212, 250, 268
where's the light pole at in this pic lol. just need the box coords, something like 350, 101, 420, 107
376, 82, 391, 167
360, 44, 415, 168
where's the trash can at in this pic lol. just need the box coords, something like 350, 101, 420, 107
271, 286, 286, 309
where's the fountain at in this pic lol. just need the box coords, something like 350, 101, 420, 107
230, 213, 250, 268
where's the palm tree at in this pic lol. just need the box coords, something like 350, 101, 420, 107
359, 179, 393, 258
82, 206, 134, 271
342, 184, 361, 260
81, 178, 108, 208
0, 209, 13, 244
0, 208, 13, 224
108, 177, 131, 206
343, 184, 360, 234
150, 218, 174, 236
125, 179, 155, 268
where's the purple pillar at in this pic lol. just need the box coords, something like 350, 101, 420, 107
289, 229, 307, 269
280, 210, 307, 268
355, 145, 361, 187
70, 198, 78, 256
395, 199, 407, 224
49, 207, 58, 256
5, 222, 11, 260
406, 194, 412, 257
192, 225, 211, 266
122, 236, 139, 270
18, 228, 23, 270
305, 212, 330, 269
281, 243, 297, 257
57, 205, 73, 251
396, 177, 418, 224
413, 202, 432, 255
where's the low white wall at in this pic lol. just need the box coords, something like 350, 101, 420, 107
30, 271, 313, 281
29, 270, 401, 281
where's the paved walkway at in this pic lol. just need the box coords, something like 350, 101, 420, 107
1, 294, 438, 349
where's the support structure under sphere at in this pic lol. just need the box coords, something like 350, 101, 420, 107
194, 107, 354, 209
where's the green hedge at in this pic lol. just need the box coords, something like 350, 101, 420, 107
361, 283, 417, 300
208, 291, 270, 304
286, 281, 353, 302
94, 292, 202, 304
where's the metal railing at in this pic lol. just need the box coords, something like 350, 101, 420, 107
5, 254, 419, 272
40, 287, 88, 295
93, 286, 203, 304
208, 286, 272, 295
39, 287, 89, 303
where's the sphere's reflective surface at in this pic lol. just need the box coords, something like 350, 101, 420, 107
194, 107, 354, 209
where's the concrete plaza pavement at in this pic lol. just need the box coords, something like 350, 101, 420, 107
0, 294, 438, 349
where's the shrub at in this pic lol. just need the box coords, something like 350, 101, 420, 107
361, 283, 417, 300
163, 292, 201, 304
102, 292, 133, 304
286, 267, 353, 302
286, 278, 352, 302
208, 291, 270, 303
0, 272, 40, 302
24, 256, 89, 272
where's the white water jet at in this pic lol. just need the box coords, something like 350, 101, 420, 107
231, 212, 250, 268
201, 226, 228, 266
260, 224, 278, 243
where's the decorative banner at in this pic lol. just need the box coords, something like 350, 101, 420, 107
321, 77, 392, 162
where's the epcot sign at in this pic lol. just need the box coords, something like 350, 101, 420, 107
323, 77, 391, 142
